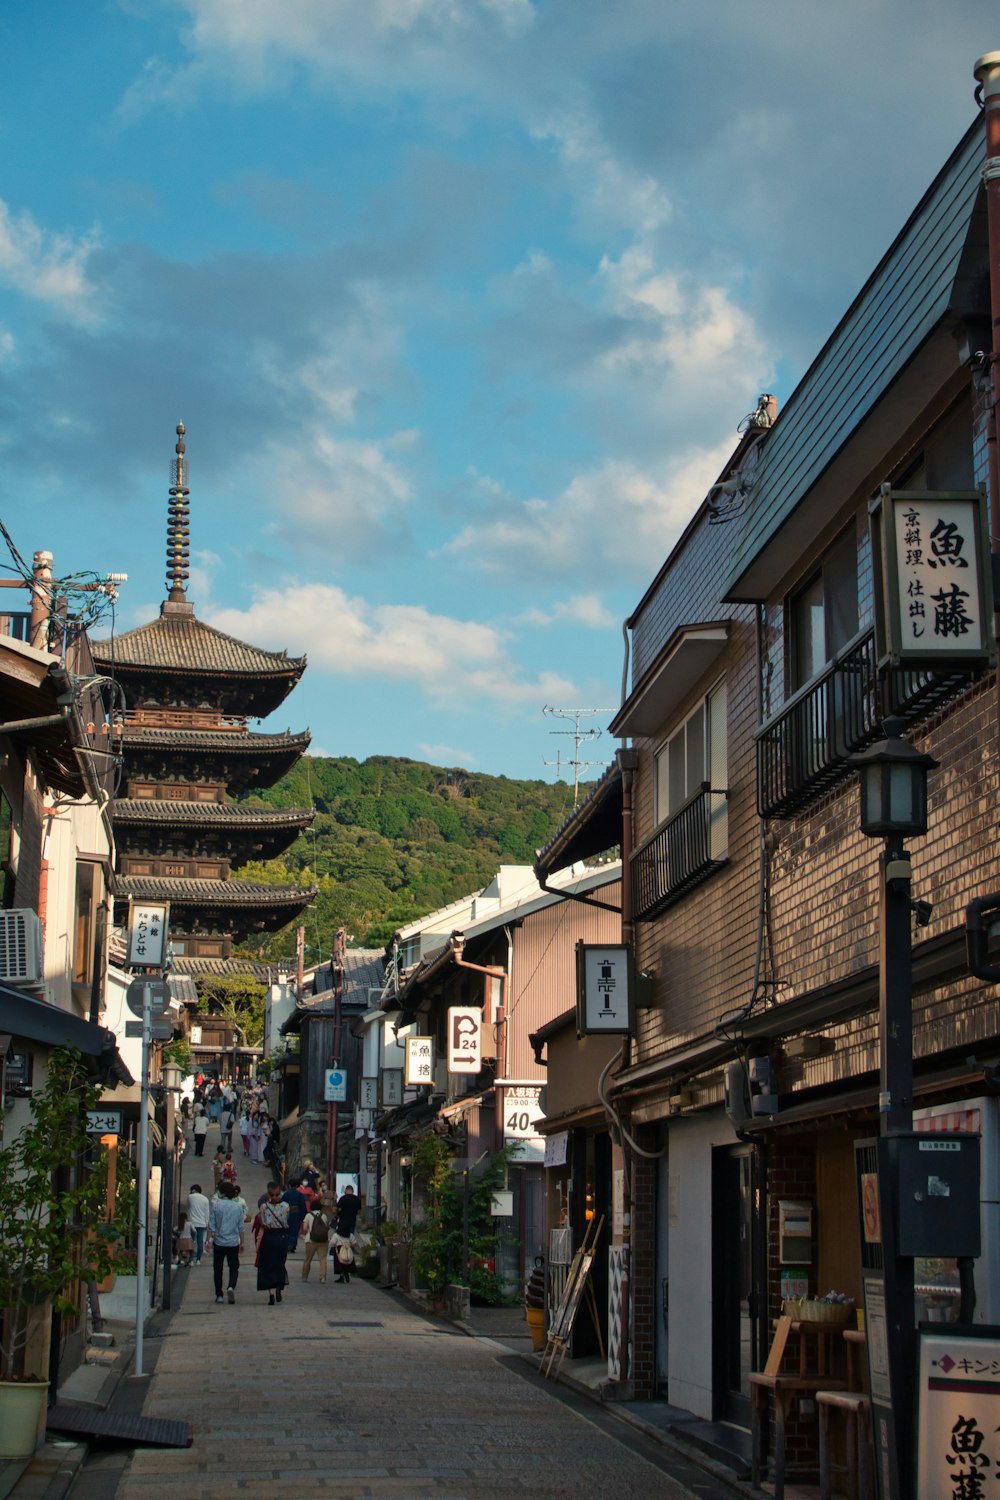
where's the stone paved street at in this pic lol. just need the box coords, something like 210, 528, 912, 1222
73, 1133, 716, 1500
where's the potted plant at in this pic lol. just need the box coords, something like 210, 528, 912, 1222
0, 1047, 128, 1458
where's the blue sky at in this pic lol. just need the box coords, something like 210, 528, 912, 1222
0, 2, 995, 779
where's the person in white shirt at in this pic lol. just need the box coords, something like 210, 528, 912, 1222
186, 1185, 211, 1264
193, 1106, 210, 1157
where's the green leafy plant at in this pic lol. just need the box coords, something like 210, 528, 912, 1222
409, 1135, 517, 1302
160, 1039, 191, 1075
0, 1049, 131, 1382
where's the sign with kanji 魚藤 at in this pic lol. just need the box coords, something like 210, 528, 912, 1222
576, 942, 634, 1036
447, 1007, 480, 1072
917, 1327, 1000, 1498
405, 1035, 434, 1087
870, 486, 995, 669
126, 900, 170, 969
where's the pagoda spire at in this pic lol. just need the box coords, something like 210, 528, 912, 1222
166, 421, 191, 605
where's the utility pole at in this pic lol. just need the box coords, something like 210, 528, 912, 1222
542, 705, 612, 806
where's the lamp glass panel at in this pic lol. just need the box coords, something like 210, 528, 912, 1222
863, 767, 883, 827
888, 766, 916, 827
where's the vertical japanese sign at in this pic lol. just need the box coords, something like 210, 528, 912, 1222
360, 1076, 379, 1110
576, 943, 634, 1036
503, 1084, 544, 1163
917, 1328, 1000, 1498
379, 1068, 403, 1108
870, 486, 995, 668
126, 901, 170, 968
405, 1035, 435, 1087
447, 1007, 481, 1072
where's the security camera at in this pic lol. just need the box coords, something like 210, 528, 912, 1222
911, 899, 933, 928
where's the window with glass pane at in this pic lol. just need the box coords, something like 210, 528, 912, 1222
790, 528, 859, 689
655, 681, 728, 834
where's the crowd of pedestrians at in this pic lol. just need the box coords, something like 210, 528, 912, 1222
174, 1077, 365, 1312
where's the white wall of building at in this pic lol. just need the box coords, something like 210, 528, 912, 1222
666, 1109, 739, 1418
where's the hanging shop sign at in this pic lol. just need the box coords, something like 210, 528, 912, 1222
126, 900, 170, 969
576, 942, 634, 1036
360, 1076, 379, 1110
503, 1084, 544, 1164
870, 485, 995, 669
447, 1007, 481, 1072
380, 1067, 403, 1108
405, 1035, 434, 1087
86, 1109, 123, 1135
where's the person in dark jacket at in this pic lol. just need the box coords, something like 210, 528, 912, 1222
335, 1184, 360, 1237
281, 1176, 308, 1253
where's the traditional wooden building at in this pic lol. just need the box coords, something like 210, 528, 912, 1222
92, 424, 315, 973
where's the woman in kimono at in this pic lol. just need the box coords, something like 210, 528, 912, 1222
256, 1181, 290, 1305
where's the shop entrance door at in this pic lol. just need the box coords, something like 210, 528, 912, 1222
713, 1145, 753, 1425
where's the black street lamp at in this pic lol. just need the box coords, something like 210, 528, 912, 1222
849, 717, 937, 1500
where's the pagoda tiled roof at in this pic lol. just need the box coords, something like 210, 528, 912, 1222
114, 799, 314, 830
116, 875, 317, 908
120, 726, 311, 755
93, 610, 306, 681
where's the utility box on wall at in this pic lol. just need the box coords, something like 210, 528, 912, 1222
778, 1199, 813, 1264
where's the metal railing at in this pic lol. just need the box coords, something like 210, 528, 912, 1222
631, 783, 729, 922
757, 629, 976, 819
0, 612, 31, 643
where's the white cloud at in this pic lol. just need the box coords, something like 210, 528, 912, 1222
262, 429, 416, 556
206, 583, 577, 707
0, 201, 100, 323
533, 112, 672, 239
417, 741, 479, 766
446, 446, 734, 581
520, 595, 616, 629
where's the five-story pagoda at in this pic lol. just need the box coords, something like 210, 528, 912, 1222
93, 424, 315, 973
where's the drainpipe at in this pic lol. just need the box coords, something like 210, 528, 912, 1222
974, 54, 1000, 752
448, 934, 507, 1144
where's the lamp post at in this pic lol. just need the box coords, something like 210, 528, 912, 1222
850, 716, 937, 1500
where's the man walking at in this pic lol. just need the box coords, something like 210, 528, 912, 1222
335, 1183, 360, 1238
281, 1176, 308, 1254
209, 1180, 245, 1303
193, 1105, 209, 1157
186, 1183, 211, 1265
219, 1099, 235, 1153
301, 1199, 331, 1282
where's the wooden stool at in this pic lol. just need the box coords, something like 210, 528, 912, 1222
750, 1316, 847, 1500
818, 1389, 872, 1500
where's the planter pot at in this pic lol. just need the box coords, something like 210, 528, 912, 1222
525, 1305, 546, 1352
0, 1380, 49, 1459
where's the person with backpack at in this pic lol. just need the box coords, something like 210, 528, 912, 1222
301, 1200, 331, 1282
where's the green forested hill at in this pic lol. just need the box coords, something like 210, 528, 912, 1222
234, 755, 585, 963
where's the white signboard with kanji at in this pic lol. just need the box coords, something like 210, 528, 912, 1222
86, 1110, 123, 1135
576, 944, 634, 1035
504, 1084, 544, 1164
917, 1327, 1000, 1498
405, 1035, 435, 1087
872, 486, 995, 669
447, 1007, 481, 1073
380, 1068, 403, 1108
126, 901, 169, 968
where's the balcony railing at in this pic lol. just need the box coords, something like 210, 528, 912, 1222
757, 628, 978, 819
0, 612, 31, 643
631, 783, 729, 922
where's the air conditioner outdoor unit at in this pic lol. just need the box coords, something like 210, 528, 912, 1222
0, 909, 43, 985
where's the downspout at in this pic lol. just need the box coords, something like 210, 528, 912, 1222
448, 934, 507, 1143
974, 54, 1000, 756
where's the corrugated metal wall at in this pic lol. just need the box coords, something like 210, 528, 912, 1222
506, 879, 622, 1079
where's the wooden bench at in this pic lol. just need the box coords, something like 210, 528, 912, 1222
818, 1389, 872, 1500
750, 1315, 848, 1500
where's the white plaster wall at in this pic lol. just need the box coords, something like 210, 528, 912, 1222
666, 1108, 740, 1418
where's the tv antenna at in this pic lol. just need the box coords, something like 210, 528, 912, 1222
543, 705, 612, 807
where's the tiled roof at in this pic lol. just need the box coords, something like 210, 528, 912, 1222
116, 875, 317, 907
93, 610, 306, 679
170, 956, 274, 980
121, 727, 311, 754
115, 799, 314, 829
